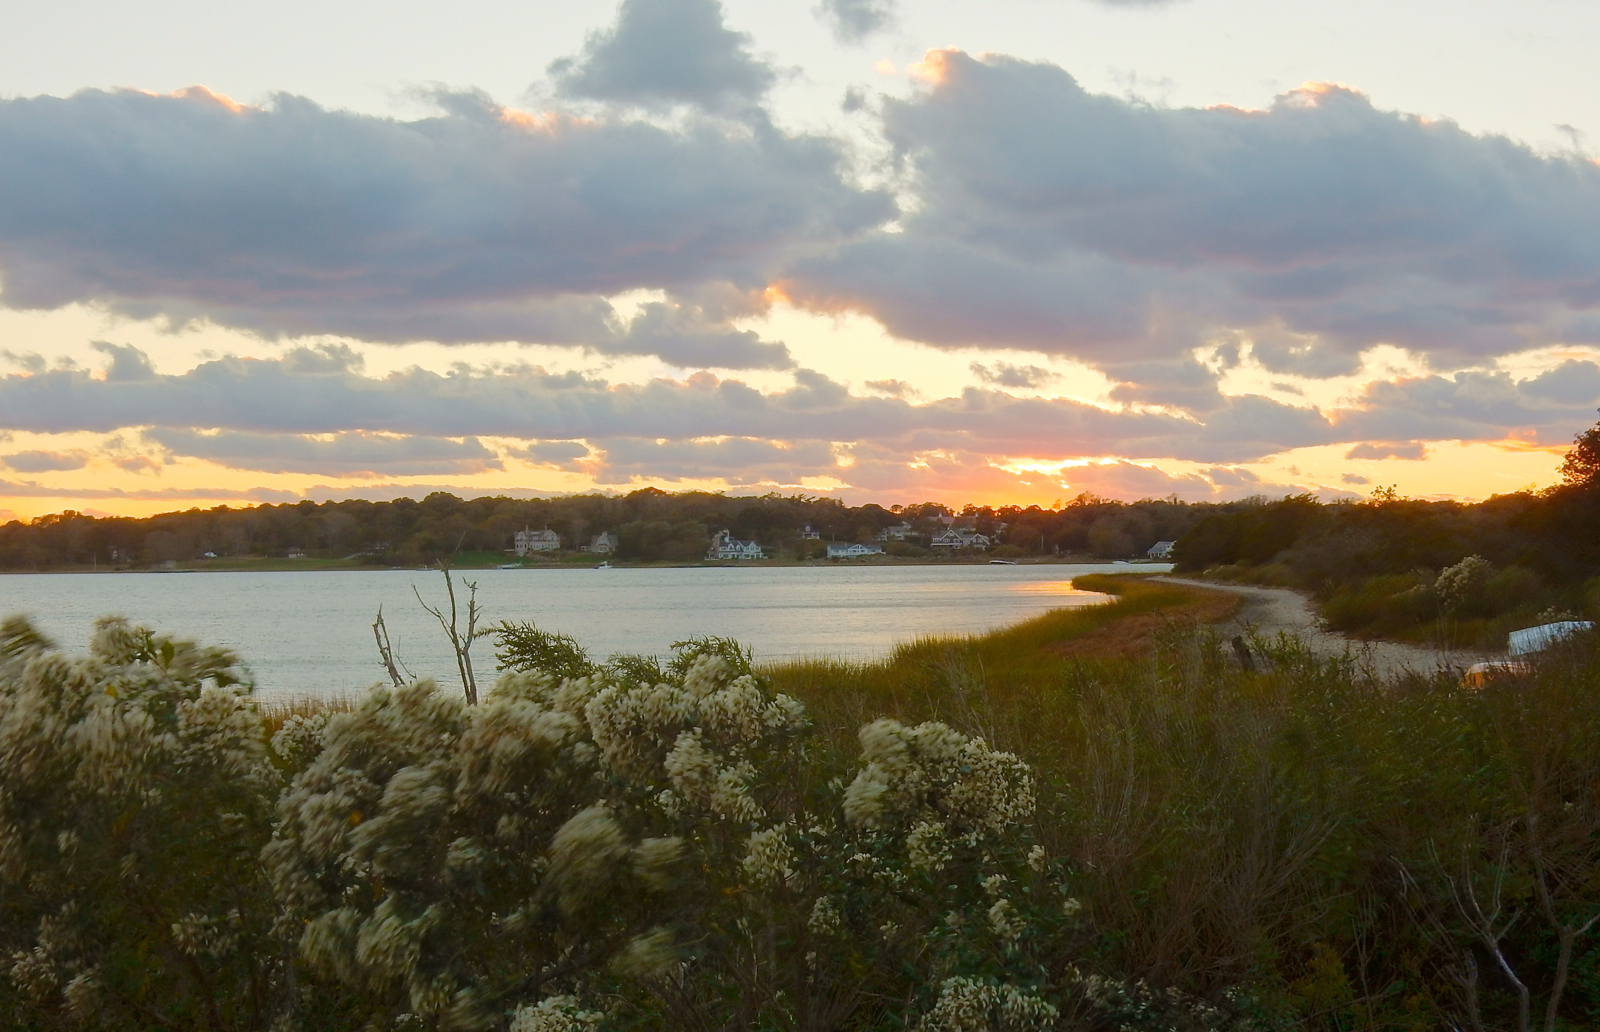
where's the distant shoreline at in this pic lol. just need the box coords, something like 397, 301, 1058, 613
1, 555, 1173, 575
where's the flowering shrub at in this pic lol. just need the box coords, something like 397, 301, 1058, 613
1, 616, 1289, 1031
0, 616, 283, 1030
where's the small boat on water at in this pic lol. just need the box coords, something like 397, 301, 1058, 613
498, 563, 523, 569
596, 561, 613, 570
988, 559, 1016, 565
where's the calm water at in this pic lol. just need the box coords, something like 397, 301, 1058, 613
0, 564, 1164, 701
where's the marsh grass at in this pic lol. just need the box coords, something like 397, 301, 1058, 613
258, 693, 358, 736
766, 576, 1600, 1028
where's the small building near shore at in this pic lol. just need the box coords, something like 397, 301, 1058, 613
708, 530, 765, 560
1147, 540, 1176, 560
827, 542, 884, 559
929, 528, 990, 550
514, 527, 562, 555
583, 531, 618, 554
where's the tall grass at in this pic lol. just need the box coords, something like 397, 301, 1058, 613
766, 577, 1600, 1029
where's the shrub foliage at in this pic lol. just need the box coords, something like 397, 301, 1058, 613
3, 603, 1599, 1031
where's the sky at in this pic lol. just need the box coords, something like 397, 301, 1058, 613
2, 0, 1599, 521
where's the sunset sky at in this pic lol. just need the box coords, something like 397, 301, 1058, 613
2, 0, 1599, 520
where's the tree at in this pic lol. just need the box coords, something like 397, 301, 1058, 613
1560, 410, 1600, 488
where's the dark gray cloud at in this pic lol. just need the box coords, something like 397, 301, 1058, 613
1521, 359, 1600, 405
1337, 363, 1600, 445
0, 449, 87, 473
592, 436, 837, 484
787, 52, 1600, 372
0, 84, 888, 368
511, 441, 594, 470
0, 343, 1336, 464
550, 0, 775, 111
143, 429, 504, 477
1345, 441, 1428, 461
969, 361, 1059, 389
611, 302, 793, 369
90, 340, 157, 381
1106, 358, 1226, 412
816, 0, 896, 43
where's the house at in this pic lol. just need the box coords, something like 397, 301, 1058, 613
1147, 540, 1176, 560
583, 531, 618, 554
875, 522, 914, 542
929, 528, 990, 550
514, 527, 562, 556
799, 524, 821, 540
827, 542, 884, 559
707, 530, 765, 560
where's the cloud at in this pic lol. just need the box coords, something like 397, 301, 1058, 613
1337, 364, 1600, 445
786, 51, 1600, 374
1345, 441, 1428, 461
0, 84, 889, 368
550, 0, 775, 111
111, 455, 161, 475
816, 0, 896, 42
1, 449, 87, 472
1521, 358, 1600, 406
969, 361, 1059, 389
511, 441, 594, 470
591, 437, 838, 484
90, 340, 156, 381
0, 478, 295, 502
143, 428, 505, 477
1342, 472, 1371, 484
863, 378, 916, 397
0, 343, 1339, 464
610, 302, 793, 369
1106, 358, 1226, 412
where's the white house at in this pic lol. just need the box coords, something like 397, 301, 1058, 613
875, 522, 914, 541
799, 524, 821, 540
1147, 540, 1176, 560
929, 528, 990, 550
514, 527, 562, 555
707, 530, 765, 560
827, 542, 884, 559
583, 531, 618, 554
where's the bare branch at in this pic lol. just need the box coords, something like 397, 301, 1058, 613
371, 606, 406, 688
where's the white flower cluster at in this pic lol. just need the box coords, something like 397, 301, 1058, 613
1436, 554, 1493, 613
741, 824, 797, 886
508, 995, 606, 1032
1071, 970, 1229, 1030
914, 976, 1059, 1032
843, 719, 1036, 838
586, 654, 806, 821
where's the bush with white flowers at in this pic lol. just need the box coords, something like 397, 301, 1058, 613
0, 615, 1272, 1031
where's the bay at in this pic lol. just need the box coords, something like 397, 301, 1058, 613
0, 563, 1162, 701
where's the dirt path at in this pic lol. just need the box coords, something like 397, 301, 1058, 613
1152, 576, 1490, 678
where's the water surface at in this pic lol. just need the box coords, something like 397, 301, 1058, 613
0, 564, 1162, 700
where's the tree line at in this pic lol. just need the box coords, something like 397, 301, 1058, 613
0, 489, 1232, 569
1170, 421, 1600, 645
